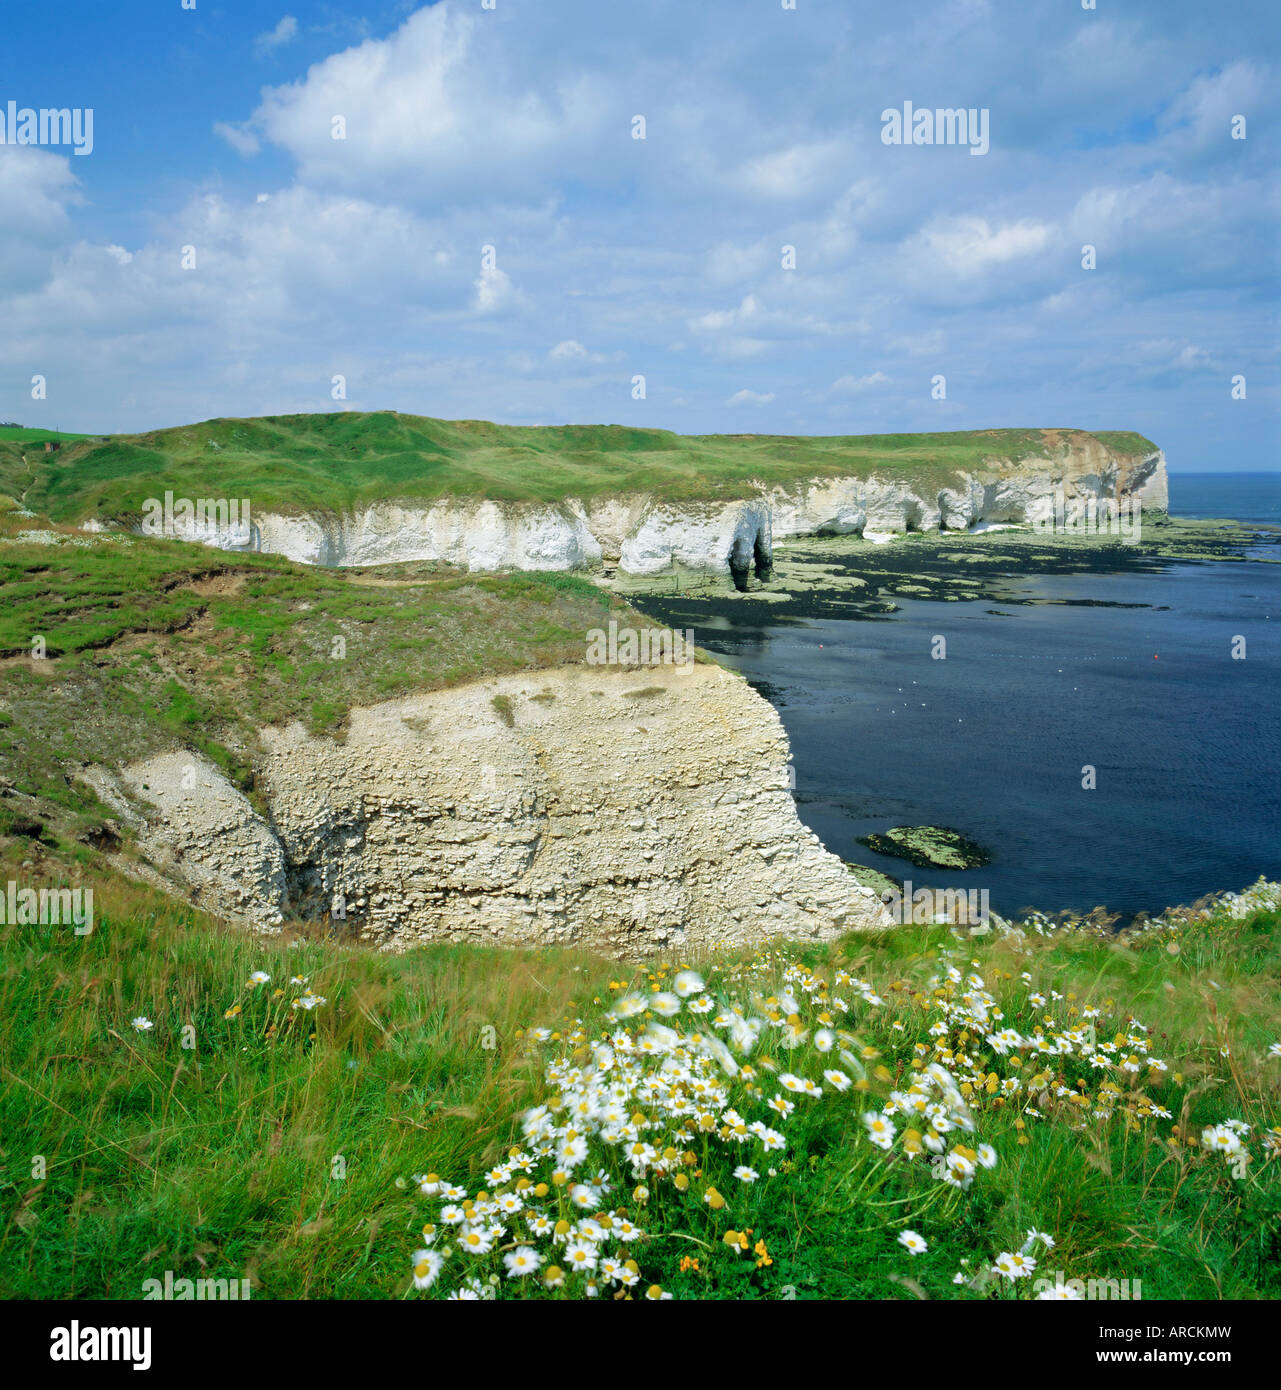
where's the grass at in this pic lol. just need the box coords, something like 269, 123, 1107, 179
0, 411, 1160, 524
0, 868, 596, 1299
0, 451, 1264, 1304
0, 525, 661, 829
0, 426, 91, 444
0, 860, 1275, 1300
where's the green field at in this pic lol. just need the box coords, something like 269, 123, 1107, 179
0, 426, 91, 445
0, 855, 1276, 1299
0, 412, 1160, 525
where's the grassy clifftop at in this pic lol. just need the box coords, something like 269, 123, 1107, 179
0, 415, 1160, 523
0, 521, 656, 844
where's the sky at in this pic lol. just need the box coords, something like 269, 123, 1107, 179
0, 0, 1277, 471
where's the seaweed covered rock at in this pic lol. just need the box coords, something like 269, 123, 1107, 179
856, 825, 992, 871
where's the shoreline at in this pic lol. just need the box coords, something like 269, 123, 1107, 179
630, 515, 1280, 926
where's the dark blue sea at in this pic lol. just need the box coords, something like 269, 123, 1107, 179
707, 473, 1281, 920
1169, 472, 1281, 526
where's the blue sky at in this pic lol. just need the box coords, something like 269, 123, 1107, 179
1, 0, 1277, 470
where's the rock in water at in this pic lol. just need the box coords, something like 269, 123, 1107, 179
856, 825, 992, 871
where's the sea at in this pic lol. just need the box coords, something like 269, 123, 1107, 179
657, 472, 1281, 921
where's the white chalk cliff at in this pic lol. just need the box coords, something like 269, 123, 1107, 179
107, 664, 891, 954
120, 439, 1169, 583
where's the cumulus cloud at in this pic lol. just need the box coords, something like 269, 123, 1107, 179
0, 148, 80, 294
727, 388, 775, 406
234, 5, 615, 207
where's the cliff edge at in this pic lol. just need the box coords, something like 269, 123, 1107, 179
112, 663, 891, 954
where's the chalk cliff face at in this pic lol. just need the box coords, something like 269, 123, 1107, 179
120, 440, 1168, 584
109, 664, 890, 954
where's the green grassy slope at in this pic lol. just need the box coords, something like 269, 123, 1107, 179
0, 522, 658, 837
0, 413, 1160, 524
0, 857, 1275, 1299
0, 426, 90, 445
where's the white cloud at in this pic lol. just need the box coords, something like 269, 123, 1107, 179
237, 5, 612, 206
0, 148, 80, 294
692, 295, 760, 334
732, 140, 846, 201
0, 147, 79, 234
254, 16, 299, 59
213, 121, 261, 158
1173, 344, 1212, 371
831, 371, 889, 394
473, 264, 514, 313
910, 217, 1051, 276
0, 0, 1273, 463
1158, 61, 1265, 151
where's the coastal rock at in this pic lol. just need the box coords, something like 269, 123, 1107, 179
115, 439, 1169, 580
857, 825, 993, 871
118, 665, 892, 954
117, 751, 287, 929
